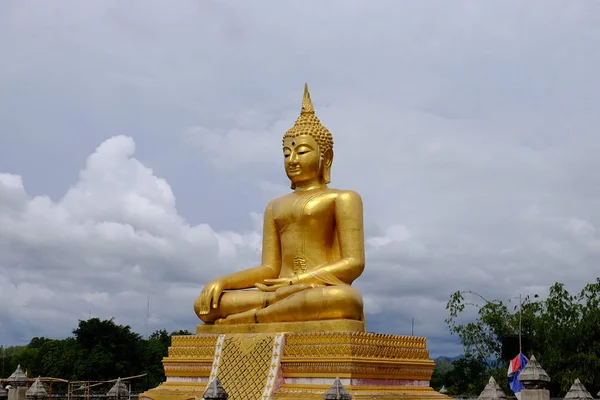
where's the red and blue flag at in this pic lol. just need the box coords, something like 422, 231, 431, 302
507, 353, 529, 399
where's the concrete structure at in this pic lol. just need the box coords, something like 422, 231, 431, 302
564, 379, 593, 400
478, 377, 507, 400
323, 378, 352, 400
25, 378, 47, 400
6, 366, 28, 388
106, 378, 130, 400
519, 355, 550, 400
6, 365, 28, 400
201, 378, 228, 400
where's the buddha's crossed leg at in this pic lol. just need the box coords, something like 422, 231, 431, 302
194, 284, 363, 325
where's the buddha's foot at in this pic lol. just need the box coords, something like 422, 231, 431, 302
215, 308, 258, 325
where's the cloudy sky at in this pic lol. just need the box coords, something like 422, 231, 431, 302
1, 0, 600, 357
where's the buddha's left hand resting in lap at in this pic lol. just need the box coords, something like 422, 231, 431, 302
194, 84, 365, 325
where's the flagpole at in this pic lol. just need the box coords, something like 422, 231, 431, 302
518, 293, 522, 355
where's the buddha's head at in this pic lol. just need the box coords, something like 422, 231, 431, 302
282, 84, 334, 190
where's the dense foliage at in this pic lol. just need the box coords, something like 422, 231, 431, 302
0, 318, 192, 392
431, 356, 492, 396
440, 278, 600, 397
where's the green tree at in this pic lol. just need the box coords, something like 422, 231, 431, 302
140, 329, 193, 389
73, 318, 144, 382
444, 357, 490, 396
445, 279, 600, 396
10, 345, 39, 376
170, 329, 193, 336
141, 330, 170, 389
0, 346, 8, 378
32, 338, 81, 379
28, 337, 52, 349
1, 318, 195, 390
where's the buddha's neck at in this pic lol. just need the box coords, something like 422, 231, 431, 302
294, 180, 327, 192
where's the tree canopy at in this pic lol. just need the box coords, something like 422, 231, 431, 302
0, 318, 192, 392
442, 278, 600, 396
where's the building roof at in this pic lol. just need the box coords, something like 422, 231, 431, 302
7, 365, 28, 387
106, 378, 129, 398
26, 378, 47, 398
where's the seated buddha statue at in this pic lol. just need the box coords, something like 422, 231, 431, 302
194, 84, 365, 326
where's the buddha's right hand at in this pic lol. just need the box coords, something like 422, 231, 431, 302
197, 279, 226, 315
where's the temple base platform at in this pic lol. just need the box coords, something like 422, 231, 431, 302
140, 324, 450, 400
195, 319, 366, 334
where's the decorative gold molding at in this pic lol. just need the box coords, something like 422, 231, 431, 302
168, 347, 216, 358
209, 333, 281, 400
284, 331, 428, 349
142, 332, 447, 400
164, 365, 212, 378
273, 384, 449, 400
196, 319, 365, 334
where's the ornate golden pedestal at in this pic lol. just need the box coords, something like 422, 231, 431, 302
140, 323, 449, 400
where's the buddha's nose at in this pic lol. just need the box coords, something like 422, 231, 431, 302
289, 152, 299, 163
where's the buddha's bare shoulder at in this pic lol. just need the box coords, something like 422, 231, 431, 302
330, 188, 362, 200
330, 188, 363, 207
268, 192, 296, 210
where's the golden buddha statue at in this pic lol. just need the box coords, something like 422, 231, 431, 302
143, 84, 445, 400
194, 84, 365, 327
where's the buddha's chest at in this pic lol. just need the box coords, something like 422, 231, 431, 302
273, 193, 335, 232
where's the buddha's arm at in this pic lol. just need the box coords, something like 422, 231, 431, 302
197, 201, 281, 313
220, 200, 281, 290
294, 190, 365, 286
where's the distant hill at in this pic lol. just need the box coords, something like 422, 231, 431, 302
435, 355, 462, 361
433, 355, 462, 372
433, 355, 500, 372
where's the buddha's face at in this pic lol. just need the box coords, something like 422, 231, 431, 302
283, 134, 322, 186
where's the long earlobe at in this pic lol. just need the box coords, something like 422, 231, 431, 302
322, 166, 331, 185
325, 149, 334, 167
322, 149, 333, 184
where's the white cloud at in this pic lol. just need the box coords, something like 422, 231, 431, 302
0, 136, 261, 342
1, 0, 600, 357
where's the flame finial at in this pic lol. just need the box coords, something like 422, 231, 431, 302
283, 83, 332, 151
301, 83, 315, 114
